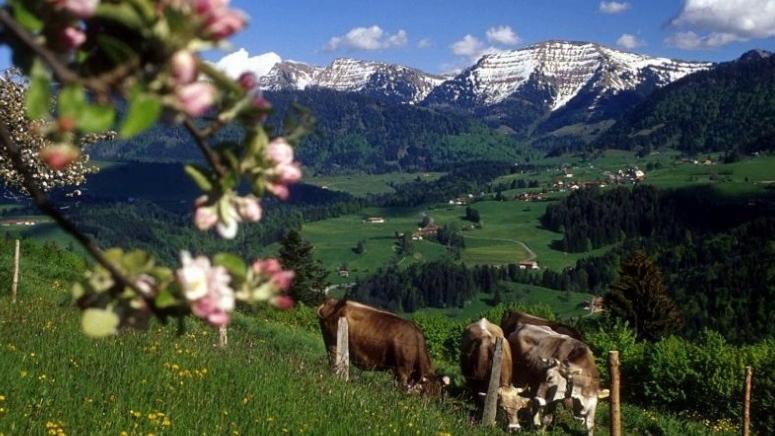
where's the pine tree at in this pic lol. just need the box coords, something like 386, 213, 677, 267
604, 250, 684, 340
278, 230, 329, 306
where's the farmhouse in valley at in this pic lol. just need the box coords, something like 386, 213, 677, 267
518, 260, 540, 270
365, 216, 385, 224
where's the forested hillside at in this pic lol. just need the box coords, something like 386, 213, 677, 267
595, 51, 775, 155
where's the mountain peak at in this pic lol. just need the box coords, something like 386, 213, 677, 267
738, 49, 772, 62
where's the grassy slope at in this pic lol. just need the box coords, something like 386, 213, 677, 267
0, 239, 730, 435
305, 172, 444, 197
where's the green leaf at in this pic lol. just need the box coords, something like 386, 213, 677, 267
122, 249, 153, 274
154, 289, 178, 309
58, 85, 86, 119
120, 93, 162, 138
184, 164, 213, 191
81, 308, 119, 338
77, 104, 116, 133
25, 61, 50, 120
95, 3, 146, 31
10, 0, 43, 32
214, 252, 248, 280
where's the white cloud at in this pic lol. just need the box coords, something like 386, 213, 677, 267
667, 0, 775, 49
599, 1, 630, 14
214, 49, 282, 79
451, 34, 486, 58
486, 25, 521, 46
323, 26, 408, 52
417, 38, 433, 49
616, 33, 646, 49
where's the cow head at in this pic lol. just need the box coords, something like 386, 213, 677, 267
498, 386, 528, 431
419, 374, 450, 397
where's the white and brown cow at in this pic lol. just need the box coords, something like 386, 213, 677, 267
460, 318, 530, 431
317, 298, 450, 396
508, 323, 609, 435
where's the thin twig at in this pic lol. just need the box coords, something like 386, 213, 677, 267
0, 120, 172, 318
184, 119, 227, 177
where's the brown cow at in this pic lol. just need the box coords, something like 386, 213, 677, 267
461, 318, 529, 431
508, 323, 609, 435
500, 310, 585, 341
317, 299, 449, 395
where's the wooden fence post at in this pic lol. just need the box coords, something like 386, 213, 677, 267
335, 317, 349, 381
218, 325, 228, 348
609, 350, 622, 436
482, 336, 504, 426
743, 365, 752, 436
11, 239, 20, 304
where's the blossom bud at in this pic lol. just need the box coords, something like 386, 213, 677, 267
170, 50, 197, 85
40, 143, 80, 170
203, 8, 247, 40
236, 197, 262, 222
276, 163, 302, 184
266, 138, 294, 165
175, 82, 217, 117
238, 72, 258, 90
266, 183, 289, 200
61, 26, 87, 50
50, 0, 100, 19
194, 205, 218, 230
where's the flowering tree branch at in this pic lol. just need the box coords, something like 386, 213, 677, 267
0, 118, 173, 318
0, 0, 304, 337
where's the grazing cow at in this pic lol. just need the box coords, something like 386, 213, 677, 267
316, 298, 449, 396
500, 309, 585, 341
508, 323, 609, 435
460, 318, 529, 431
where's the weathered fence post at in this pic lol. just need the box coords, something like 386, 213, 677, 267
335, 316, 349, 381
218, 325, 228, 348
482, 336, 504, 426
743, 365, 752, 436
11, 239, 20, 304
609, 350, 622, 436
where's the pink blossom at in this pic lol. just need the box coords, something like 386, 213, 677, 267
176, 82, 217, 117
194, 204, 218, 230
61, 27, 87, 50
236, 196, 262, 222
177, 251, 235, 327
266, 183, 289, 200
203, 8, 247, 40
50, 0, 99, 19
270, 270, 295, 291
252, 258, 282, 275
170, 50, 197, 85
40, 144, 80, 170
238, 72, 257, 90
192, 0, 227, 15
270, 295, 294, 311
266, 138, 294, 165
250, 91, 272, 122
276, 163, 302, 184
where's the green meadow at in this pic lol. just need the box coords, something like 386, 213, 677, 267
0, 239, 730, 435
305, 172, 444, 197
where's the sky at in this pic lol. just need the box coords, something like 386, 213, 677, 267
213, 0, 775, 73
1, 1, 774, 74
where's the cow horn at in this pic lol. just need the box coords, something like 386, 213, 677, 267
515, 387, 526, 394
598, 389, 610, 399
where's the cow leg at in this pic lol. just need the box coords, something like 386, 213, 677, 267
583, 398, 598, 436
541, 402, 556, 428
530, 400, 544, 430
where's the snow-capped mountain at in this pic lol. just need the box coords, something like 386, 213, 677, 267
259, 58, 445, 104
424, 41, 712, 111
214, 42, 712, 134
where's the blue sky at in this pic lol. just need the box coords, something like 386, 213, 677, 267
1, 1, 773, 73
217, 0, 775, 73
